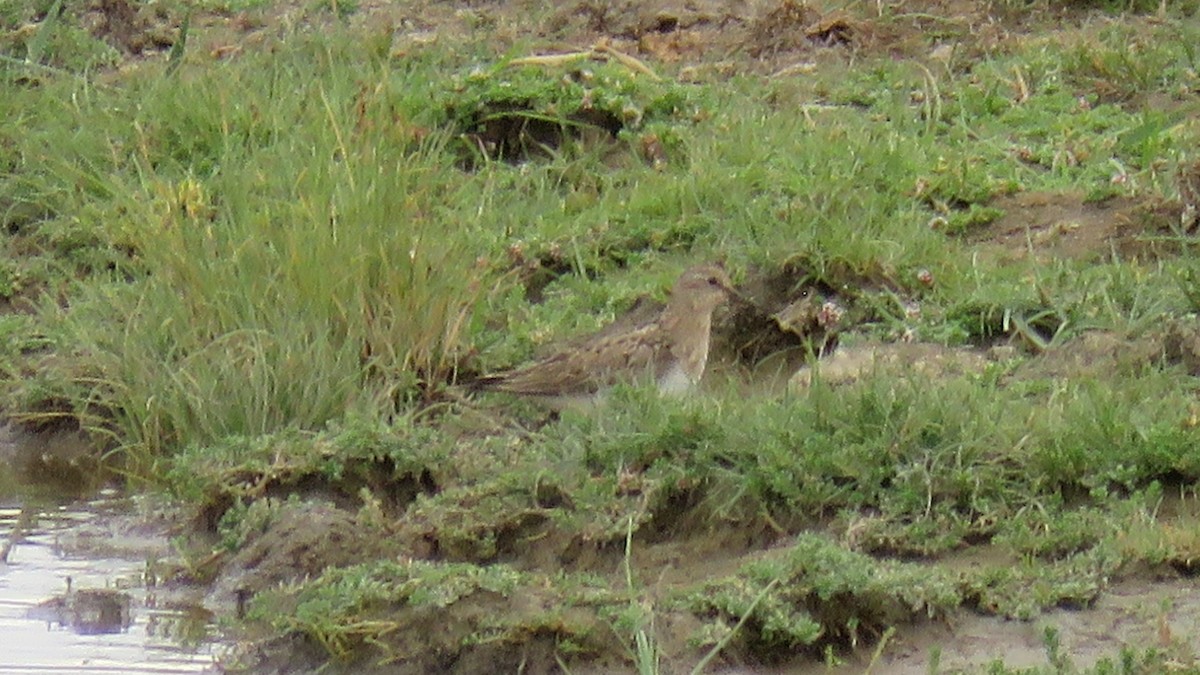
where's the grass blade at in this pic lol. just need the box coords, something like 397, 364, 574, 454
166, 12, 190, 76
24, 0, 63, 66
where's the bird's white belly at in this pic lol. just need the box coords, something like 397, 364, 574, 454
657, 361, 696, 395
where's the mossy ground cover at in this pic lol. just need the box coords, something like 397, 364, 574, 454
4, 0, 1200, 672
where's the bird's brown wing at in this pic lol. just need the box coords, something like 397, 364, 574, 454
532, 296, 665, 358
475, 322, 672, 397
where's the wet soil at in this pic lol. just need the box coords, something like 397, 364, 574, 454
0, 424, 106, 499
219, 496, 1200, 674
967, 191, 1181, 265
207, 500, 403, 614
735, 576, 1200, 674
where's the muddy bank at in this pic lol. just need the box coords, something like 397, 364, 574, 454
210, 494, 1200, 674
703, 576, 1200, 674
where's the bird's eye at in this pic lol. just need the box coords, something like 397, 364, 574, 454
707, 276, 721, 286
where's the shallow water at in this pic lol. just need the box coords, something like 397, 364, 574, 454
0, 491, 222, 674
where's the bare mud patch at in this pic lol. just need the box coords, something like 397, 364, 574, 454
206, 500, 404, 615
0, 424, 105, 499
1006, 317, 1200, 382
967, 192, 1176, 264
788, 340, 993, 389
866, 576, 1200, 674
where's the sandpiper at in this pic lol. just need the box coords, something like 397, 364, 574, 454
472, 264, 739, 408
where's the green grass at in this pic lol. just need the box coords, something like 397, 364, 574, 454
247, 557, 616, 663
686, 533, 960, 653
0, 0, 121, 72
4, 14, 1200, 459
3, 39, 498, 459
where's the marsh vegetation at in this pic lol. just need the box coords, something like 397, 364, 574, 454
4, 0, 1200, 671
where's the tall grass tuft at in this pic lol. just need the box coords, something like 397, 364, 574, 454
9, 39, 489, 461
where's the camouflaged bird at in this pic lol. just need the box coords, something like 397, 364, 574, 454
472, 264, 738, 408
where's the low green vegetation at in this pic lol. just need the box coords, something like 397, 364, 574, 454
686, 533, 960, 652
4, 0, 1200, 671
250, 559, 555, 658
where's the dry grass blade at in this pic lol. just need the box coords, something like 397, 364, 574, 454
507, 39, 661, 80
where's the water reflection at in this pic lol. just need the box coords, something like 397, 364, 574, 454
29, 578, 134, 635
0, 492, 222, 673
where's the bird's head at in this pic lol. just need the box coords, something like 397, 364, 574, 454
672, 264, 742, 311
